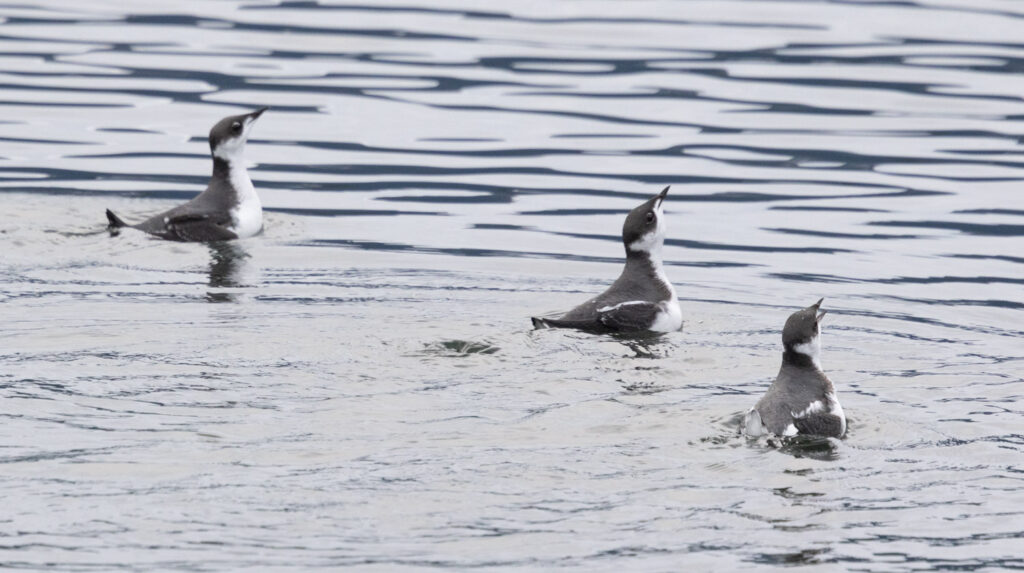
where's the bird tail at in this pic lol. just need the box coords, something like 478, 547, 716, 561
105, 209, 128, 228
531, 317, 550, 329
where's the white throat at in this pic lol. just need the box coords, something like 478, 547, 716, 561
793, 332, 822, 370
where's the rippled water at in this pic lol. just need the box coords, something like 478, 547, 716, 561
1, 0, 1022, 570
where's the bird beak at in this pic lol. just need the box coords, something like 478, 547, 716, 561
813, 298, 826, 321
654, 186, 669, 208
249, 107, 269, 121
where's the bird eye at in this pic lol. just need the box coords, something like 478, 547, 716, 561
645, 211, 655, 224
231, 122, 242, 133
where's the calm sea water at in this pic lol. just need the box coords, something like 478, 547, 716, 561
1, 0, 1022, 570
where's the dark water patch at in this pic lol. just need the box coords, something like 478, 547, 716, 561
244, 2, 826, 30
773, 487, 826, 500
870, 220, 1024, 236
418, 137, 503, 143
0, 447, 119, 464
0, 100, 128, 109
378, 192, 511, 204
669, 237, 853, 254
846, 529, 1024, 549
552, 133, 654, 139
551, 231, 854, 254
947, 254, 1024, 265
517, 208, 627, 216
525, 89, 874, 118
95, 127, 164, 134
837, 310, 1022, 339
256, 68, 556, 92
689, 67, 1024, 104
120, 13, 480, 42
254, 138, 588, 158
426, 101, 741, 132
267, 180, 517, 196
0, 186, 195, 201
770, 205, 890, 213
765, 227, 920, 240
472, 223, 529, 231
266, 207, 447, 217
0, 80, 303, 116
524, 187, 942, 205
749, 547, 831, 566
667, 188, 947, 203
0, 135, 93, 146
943, 149, 1024, 157
645, 143, 1024, 173
620, 380, 671, 394
257, 161, 942, 202
303, 238, 619, 262
301, 238, 752, 267
770, 272, 1024, 287
740, 102, 874, 117
953, 208, 1024, 217
883, 297, 1024, 310
0, 165, 209, 186
66, 152, 205, 160
424, 99, 984, 140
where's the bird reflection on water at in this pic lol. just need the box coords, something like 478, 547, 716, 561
206, 241, 253, 302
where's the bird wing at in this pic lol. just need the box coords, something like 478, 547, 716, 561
161, 212, 237, 242
597, 300, 661, 331
792, 413, 845, 437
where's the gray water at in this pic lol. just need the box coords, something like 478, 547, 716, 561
1, 0, 1022, 570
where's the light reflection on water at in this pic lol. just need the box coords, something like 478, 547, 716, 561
1, 0, 1022, 570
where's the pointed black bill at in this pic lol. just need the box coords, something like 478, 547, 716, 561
654, 186, 669, 208
813, 298, 827, 321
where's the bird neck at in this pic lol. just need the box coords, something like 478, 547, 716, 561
211, 155, 258, 206
782, 347, 818, 369
622, 246, 675, 299
624, 248, 655, 270
213, 156, 233, 180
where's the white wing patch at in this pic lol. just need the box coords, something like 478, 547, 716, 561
597, 300, 648, 313
791, 399, 824, 420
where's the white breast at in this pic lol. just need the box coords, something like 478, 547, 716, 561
649, 298, 683, 332
227, 163, 263, 238
648, 255, 682, 332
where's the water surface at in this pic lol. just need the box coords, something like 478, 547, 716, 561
1, 0, 1022, 570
